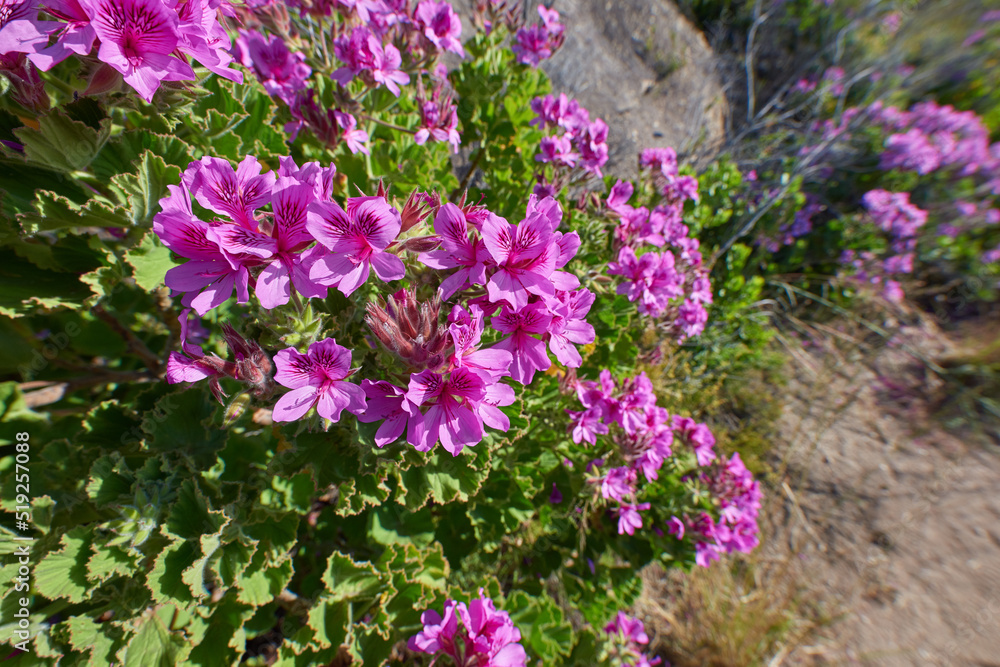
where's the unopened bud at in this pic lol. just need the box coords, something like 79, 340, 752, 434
397, 235, 441, 253
85, 62, 122, 96
224, 393, 252, 426
400, 190, 438, 232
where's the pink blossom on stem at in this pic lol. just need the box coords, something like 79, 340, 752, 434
307, 195, 405, 295
271, 338, 367, 422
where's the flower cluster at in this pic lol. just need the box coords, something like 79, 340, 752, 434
530, 92, 610, 196
571, 371, 694, 536
604, 150, 710, 339
836, 189, 928, 302
875, 101, 997, 178
233, 0, 465, 155
511, 4, 565, 67
155, 152, 596, 456
153, 155, 339, 315
233, 28, 311, 105
409, 590, 527, 667
678, 451, 762, 567
357, 195, 595, 454
1, 0, 241, 102
567, 368, 761, 565
604, 612, 662, 667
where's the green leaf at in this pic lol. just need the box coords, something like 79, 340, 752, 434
142, 390, 227, 468
305, 599, 350, 650
87, 545, 138, 586
505, 590, 575, 661
0, 248, 96, 316
147, 537, 197, 605
119, 607, 189, 667
14, 112, 111, 172
63, 613, 121, 666
322, 551, 385, 603
124, 232, 174, 291
34, 526, 92, 603
108, 152, 181, 227
17, 190, 130, 234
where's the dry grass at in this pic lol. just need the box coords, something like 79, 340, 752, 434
634, 503, 841, 667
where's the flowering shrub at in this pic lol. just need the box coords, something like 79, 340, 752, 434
0, 1, 767, 665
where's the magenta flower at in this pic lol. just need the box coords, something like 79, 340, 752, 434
173, 0, 242, 84
414, 85, 461, 153
459, 592, 528, 666
80, 0, 197, 102
536, 134, 578, 167
408, 602, 460, 655
407, 366, 488, 455
154, 182, 251, 315
24, 0, 95, 71
543, 288, 595, 367
511, 6, 563, 68
307, 195, 405, 296
492, 301, 552, 385
0, 0, 59, 60
410, 592, 527, 667
414, 0, 464, 57
447, 305, 514, 383
187, 155, 275, 228
617, 502, 650, 536
356, 379, 422, 447
675, 299, 708, 340
418, 203, 491, 300
234, 29, 311, 105
252, 177, 329, 309
271, 339, 366, 422
605, 611, 651, 645
333, 110, 370, 155
370, 37, 408, 96
601, 466, 636, 502
481, 204, 561, 310
567, 407, 608, 445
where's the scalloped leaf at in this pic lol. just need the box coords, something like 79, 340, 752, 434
13, 111, 111, 172
34, 526, 93, 603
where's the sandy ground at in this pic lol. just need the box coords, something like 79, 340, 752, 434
775, 326, 1000, 666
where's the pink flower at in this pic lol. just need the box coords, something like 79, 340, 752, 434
234, 29, 311, 105
511, 5, 564, 67
370, 38, 409, 96
414, 0, 464, 57
307, 195, 405, 295
406, 367, 489, 455
0, 0, 60, 62
492, 301, 552, 384
567, 407, 608, 445
356, 379, 422, 447
187, 155, 275, 228
418, 203, 492, 300
408, 602, 460, 655
410, 592, 527, 667
81, 0, 197, 102
536, 133, 578, 167
601, 466, 636, 502
333, 110, 370, 155
414, 84, 461, 153
154, 181, 251, 315
617, 502, 650, 535
271, 338, 367, 422
543, 288, 595, 367
481, 200, 562, 310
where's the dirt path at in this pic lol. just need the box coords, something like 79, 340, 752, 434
778, 334, 1000, 666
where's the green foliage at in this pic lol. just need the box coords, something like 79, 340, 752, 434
0, 12, 788, 667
